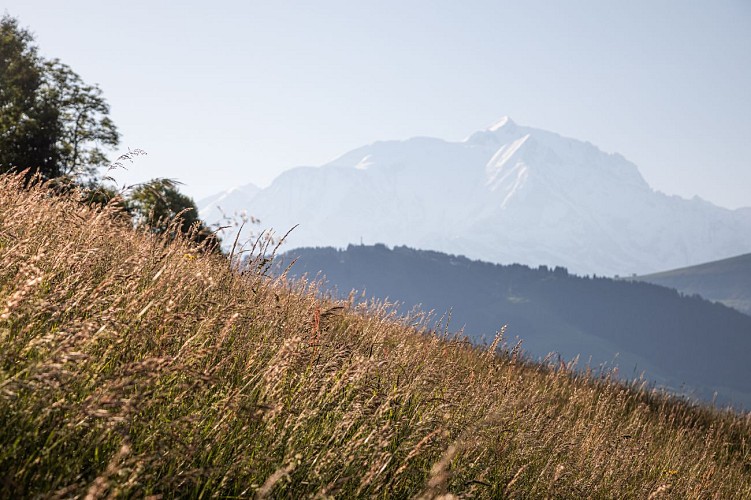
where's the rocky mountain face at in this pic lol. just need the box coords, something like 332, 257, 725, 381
199, 117, 751, 276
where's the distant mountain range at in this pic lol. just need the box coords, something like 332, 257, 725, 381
200, 117, 751, 276
278, 244, 751, 409
633, 253, 751, 316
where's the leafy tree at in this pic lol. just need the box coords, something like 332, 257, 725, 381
0, 15, 118, 181
43, 60, 118, 179
0, 15, 60, 177
2, 16, 219, 252
127, 179, 219, 250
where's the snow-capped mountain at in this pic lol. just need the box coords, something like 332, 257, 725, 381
199, 117, 751, 276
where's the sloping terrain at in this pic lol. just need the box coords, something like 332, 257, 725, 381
634, 253, 751, 316
281, 245, 751, 409
1, 176, 750, 498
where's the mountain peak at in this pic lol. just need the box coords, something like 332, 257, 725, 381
199, 118, 751, 276
464, 116, 520, 145
487, 116, 516, 132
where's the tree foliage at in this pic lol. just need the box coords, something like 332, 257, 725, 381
0, 15, 118, 180
43, 60, 119, 178
1, 15, 219, 253
0, 16, 59, 177
127, 179, 219, 250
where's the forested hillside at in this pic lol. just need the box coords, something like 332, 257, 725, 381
634, 253, 751, 316
281, 245, 751, 409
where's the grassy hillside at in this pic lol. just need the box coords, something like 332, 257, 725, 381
635, 253, 751, 316
279, 245, 751, 409
1, 175, 750, 498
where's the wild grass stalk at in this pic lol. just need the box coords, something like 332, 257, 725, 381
0, 173, 749, 498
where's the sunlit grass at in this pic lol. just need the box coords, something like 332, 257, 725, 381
0, 174, 749, 498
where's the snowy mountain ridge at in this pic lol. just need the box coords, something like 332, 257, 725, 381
199, 117, 751, 276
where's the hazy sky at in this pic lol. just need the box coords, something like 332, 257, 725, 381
4, 1, 750, 208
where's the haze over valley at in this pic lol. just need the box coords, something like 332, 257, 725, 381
201, 118, 751, 277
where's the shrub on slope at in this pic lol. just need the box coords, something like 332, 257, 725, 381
0, 175, 750, 498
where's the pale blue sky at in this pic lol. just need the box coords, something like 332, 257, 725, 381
4, 1, 750, 208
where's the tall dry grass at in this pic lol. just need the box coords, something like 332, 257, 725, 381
0, 173, 749, 498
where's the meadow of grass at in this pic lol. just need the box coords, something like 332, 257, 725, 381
0, 173, 750, 498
